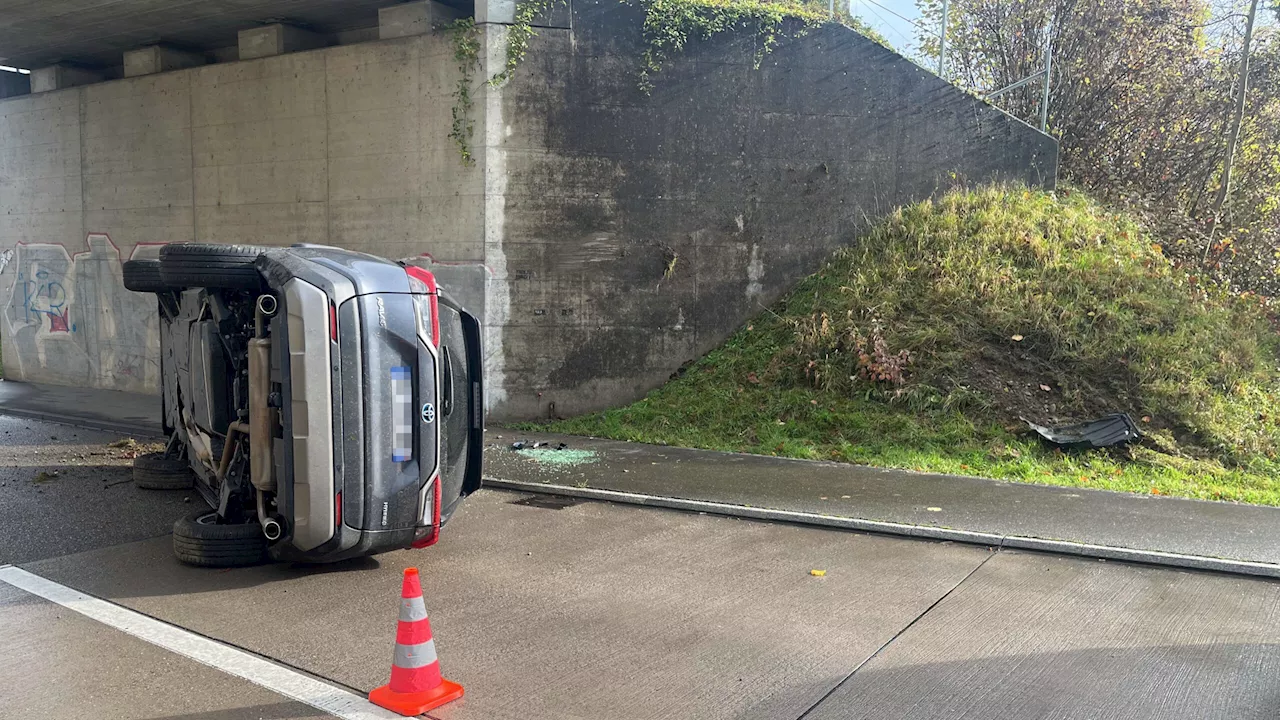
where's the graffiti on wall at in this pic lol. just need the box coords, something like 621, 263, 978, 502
17, 263, 73, 333
1, 234, 161, 394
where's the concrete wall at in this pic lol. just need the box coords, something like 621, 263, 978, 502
485, 0, 1057, 420
0, 0, 1057, 421
0, 71, 29, 99
0, 32, 479, 392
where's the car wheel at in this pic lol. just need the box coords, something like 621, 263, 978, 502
172, 510, 267, 568
122, 259, 173, 294
159, 243, 268, 291
133, 452, 193, 490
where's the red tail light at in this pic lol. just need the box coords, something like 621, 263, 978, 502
404, 267, 441, 347
335, 492, 342, 526
411, 479, 442, 548
329, 301, 338, 342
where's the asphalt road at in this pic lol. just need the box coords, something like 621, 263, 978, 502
3, 416, 1280, 719
0, 416, 198, 565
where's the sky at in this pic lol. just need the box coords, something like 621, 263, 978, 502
850, 0, 931, 59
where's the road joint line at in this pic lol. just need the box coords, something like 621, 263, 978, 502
793, 548, 998, 720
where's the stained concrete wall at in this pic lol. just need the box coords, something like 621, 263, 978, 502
0, 32, 479, 393
485, 1, 1057, 420
0, 71, 29, 99
0, 1, 1056, 421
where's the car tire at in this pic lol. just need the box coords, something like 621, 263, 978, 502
133, 452, 193, 490
159, 243, 267, 291
172, 510, 267, 568
122, 260, 173, 294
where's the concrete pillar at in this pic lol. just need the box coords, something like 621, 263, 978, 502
29, 64, 103, 93
475, 0, 515, 24
0, 70, 30, 99
238, 24, 326, 61
123, 46, 206, 78
378, 1, 464, 39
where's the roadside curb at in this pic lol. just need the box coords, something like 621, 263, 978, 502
484, 478, 1280, 580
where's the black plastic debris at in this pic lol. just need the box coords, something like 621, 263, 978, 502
510, 441, 570, 451
1026, 413, 1142, 450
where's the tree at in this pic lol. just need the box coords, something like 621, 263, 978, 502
1205, 0, 1278, 259
918, 0, 1221, 201
917, 0, 1280, 295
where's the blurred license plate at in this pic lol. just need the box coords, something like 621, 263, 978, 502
391, 366, 413, 462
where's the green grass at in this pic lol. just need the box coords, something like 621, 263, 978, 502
538, 186, 1280, 505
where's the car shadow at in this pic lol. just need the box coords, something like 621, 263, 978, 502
18, 532, 389, 600
143, 702, 321, 720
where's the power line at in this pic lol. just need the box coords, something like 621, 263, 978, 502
856, 1, 917, 46
856, 0, 940, 38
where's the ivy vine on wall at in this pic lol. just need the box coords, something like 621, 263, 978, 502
491, 0, 567, 86
446, 17, 481, 165
443, 0, 888, 162
635, 0, 889, 92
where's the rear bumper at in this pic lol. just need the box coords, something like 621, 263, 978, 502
269, 524, 419, 564
282, 278, 337, 553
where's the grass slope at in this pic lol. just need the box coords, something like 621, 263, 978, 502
542, 186, 1280, 504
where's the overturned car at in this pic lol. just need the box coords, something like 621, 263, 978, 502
123, 243, 484, 566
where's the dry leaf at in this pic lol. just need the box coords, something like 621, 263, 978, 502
1039, 384, 1052, 392
1011, 334, 1024, 342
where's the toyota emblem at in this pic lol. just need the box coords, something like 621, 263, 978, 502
421, 402, 435, 424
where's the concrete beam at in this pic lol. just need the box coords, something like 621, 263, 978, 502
475, 0, 515, 25
29, 64, 103, 93
0, 70, 30, 99
378, 1, 464, 39
123, 46, 206, 78
237, 24, 326, 61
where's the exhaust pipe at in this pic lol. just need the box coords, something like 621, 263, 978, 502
249, 293, 277, 494
262, 517, 283, 542
251, 293, 282, 540
254, 293, 277, 336
256, 488, 284, 541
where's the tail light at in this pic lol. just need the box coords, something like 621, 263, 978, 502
404, 267, 440, 347
411, 477, 442, 548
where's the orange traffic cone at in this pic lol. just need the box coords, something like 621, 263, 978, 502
369, 568, 464, 716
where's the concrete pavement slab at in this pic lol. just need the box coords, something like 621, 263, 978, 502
0, 583, 331, 720
0, 379, 161, 437
23, 489, 990, 720
0, 416, 197, 565
489, 431, 1280, 568
805, 550, 1280, 720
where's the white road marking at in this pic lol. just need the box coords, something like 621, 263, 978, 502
0, 566, 403, 720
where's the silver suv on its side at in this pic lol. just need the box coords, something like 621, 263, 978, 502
124, 243, 484, 566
